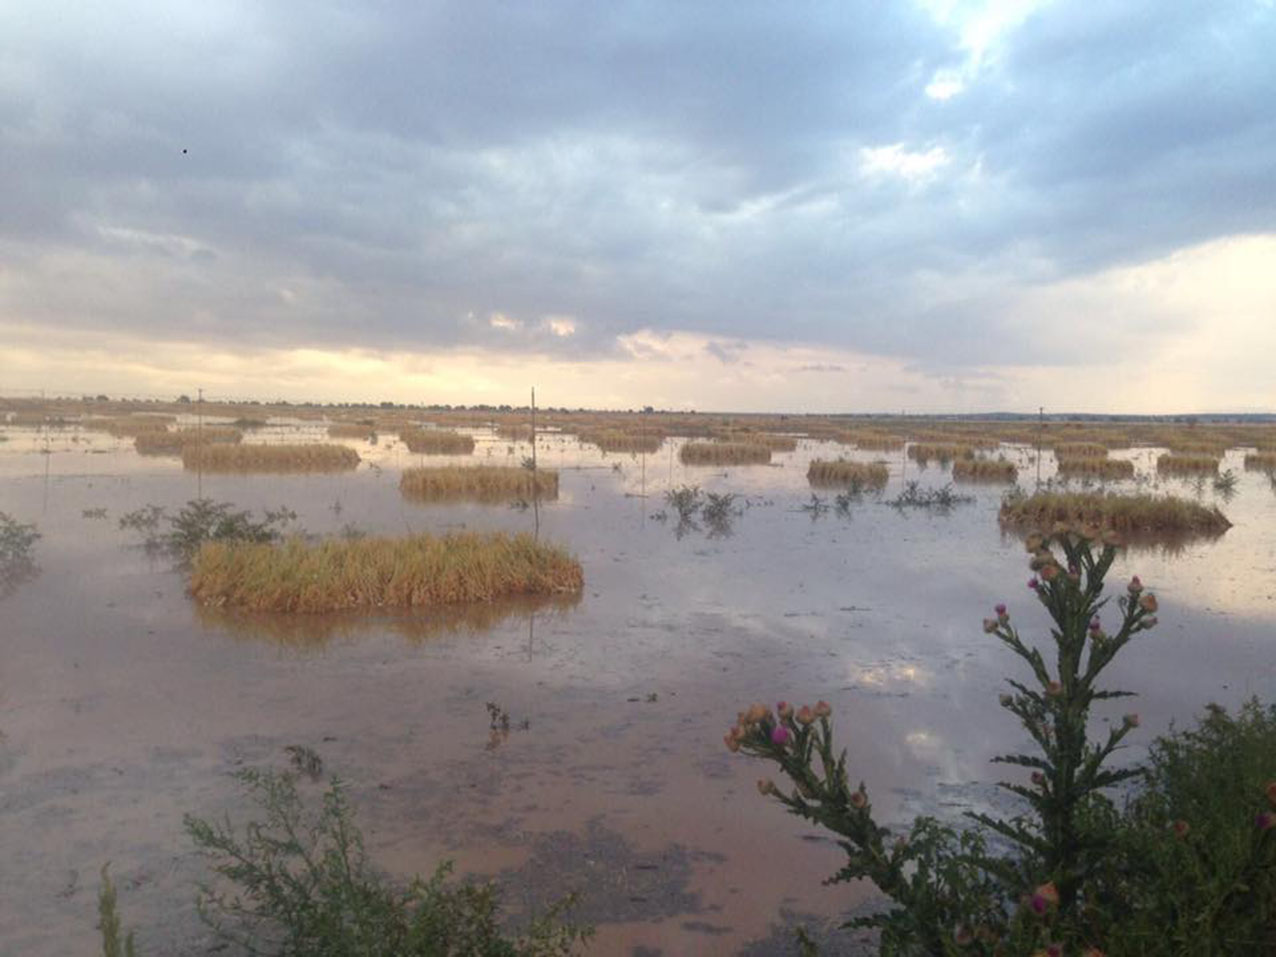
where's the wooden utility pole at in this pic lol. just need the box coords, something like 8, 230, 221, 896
530, 387, 539, 540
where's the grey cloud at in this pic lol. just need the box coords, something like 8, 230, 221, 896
0, 1, 1271, 372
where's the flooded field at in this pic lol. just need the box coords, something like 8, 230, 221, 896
2, 417, 1275, 955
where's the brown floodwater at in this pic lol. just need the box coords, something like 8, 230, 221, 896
1, 422, 1275, 955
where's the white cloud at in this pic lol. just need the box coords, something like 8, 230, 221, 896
859, 143, 951, 182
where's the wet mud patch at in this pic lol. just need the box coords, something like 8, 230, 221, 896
495, 818, 720, 928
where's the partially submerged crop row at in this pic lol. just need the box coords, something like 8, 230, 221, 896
135, 427, 242, 455
399, 465, 558, 502
999, 491, 1231, 537
1156, 453, 1221, 476
1055, 457, 1136, 480
189, 531, 583, 613
679, 441, 772, 465
951, 458, 1018, 483
182, 443, 360, 472
399, 428, 476, 455
807, 459, 890, 489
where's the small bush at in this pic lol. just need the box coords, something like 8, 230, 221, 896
119, 499, 295, 561
887, 481, 973, 510
0, 511, 40, 591
183, 767, 592, 956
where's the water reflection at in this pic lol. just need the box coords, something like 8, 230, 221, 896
195, 593, 581, 648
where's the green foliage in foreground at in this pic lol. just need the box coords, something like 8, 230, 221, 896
118, 499, 296, 561
101, 767, 590, 956
0, 510, 40, 591
728, 528, 1276, 955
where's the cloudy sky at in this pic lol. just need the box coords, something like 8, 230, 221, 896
2, 0, 1274, 412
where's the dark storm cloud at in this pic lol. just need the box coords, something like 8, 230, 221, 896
1, 1, 1272, 367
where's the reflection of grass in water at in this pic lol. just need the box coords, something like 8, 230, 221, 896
951, 458, 1018, 483
807, 459, 889, 489
191, 532, 583, 613
578, 429, 664, 454
999, 491, 1231, 543
398, 427, 476, 454
400, 465, 558, 502
196, 592, 582, 647
679, 441, 771, 465
1156, 453, 1220, 476
182, 443, 360, 472
134, 427, 242, 455
1056, 456, 1136, 480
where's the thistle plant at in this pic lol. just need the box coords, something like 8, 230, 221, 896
726, 524, 1164, 954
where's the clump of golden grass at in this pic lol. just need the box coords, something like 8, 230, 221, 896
743, 433, 799, 452
400, 465, 558, 502
679, 441, 772, 465
328, 423, 377, 440
999, 491, 1231, 536
189, 531, 583, 613
1243, 452, 1276, 473
1156, 454, 1221, 476
835, 430, 905, 451
952, 458, 1018, 483
182, 443, 360, 472
135, 427, 243, 455
1052, 442, 1108, 458
579, 430, 664, 454
908, 442, 976, 464
87, 416, 176, 437
399, 428, 476, 455
1056, 457, 1136, 480
1161, 439, 1231, 456
807, 459, 890, 489
495, 424, 534, 441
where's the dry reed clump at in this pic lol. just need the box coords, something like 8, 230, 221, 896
189, 532, 583, 613
400, 465, 558, 502
907, 442, 977, 464
743, 433, 799, 452
399, 428, 476, 455
1055, 457, 1136, 480
1156, 453, 1221, 476
835, 431, 905, 451
1052, 442, 1108, 458
1243, 452, 1276, 473
135, 428, 243, 455
999, 491, 1231, 537
495, 424, 534, 442
182, 443, 360, 472
328, 423, 377, 440
679, 441, 772, 465
87, 416, 176, 437
951, 458, 1018, 483
807, 459, 890, 489
579, 430, 664, 454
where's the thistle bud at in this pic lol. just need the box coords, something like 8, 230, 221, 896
814, 700, 832, 718
1123, 713, 1140, 730
1045, 680, 1063, 697
995, 602, 1008, 617
1139, 593, 1158, 613
850, 789, 868, 809
777, 701, 794, 720
724, 732, 740, 753
796, 705, 815, 726
1265, 780, 1276, 807
1028, 577, 1040, 590
1257, 811, 1274, 832
1172, 819, 1190, 838
983, 618, 999, 634
1031, 771, 1046, 787
1128, 575, 1143, 594
757, 778, 777, 797
1040, 564, 1059, 582
999, 693, 1014, 707
770, 725, 791, 746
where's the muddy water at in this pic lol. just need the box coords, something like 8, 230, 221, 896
1, 424, 1275, 955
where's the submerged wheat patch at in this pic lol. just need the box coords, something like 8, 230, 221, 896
999, 491, 1231, 538
679, 442, 771, 465
807, 459, 889, 489
399, 465, 558, 502
189, 532, 583, 613
135, 427, 242, 455
1055, 457, 1136, 480
951, 458, 1018, 483
182, 443, 360, 472
399, 428, 476, 455
1156, 453, 1221, 476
